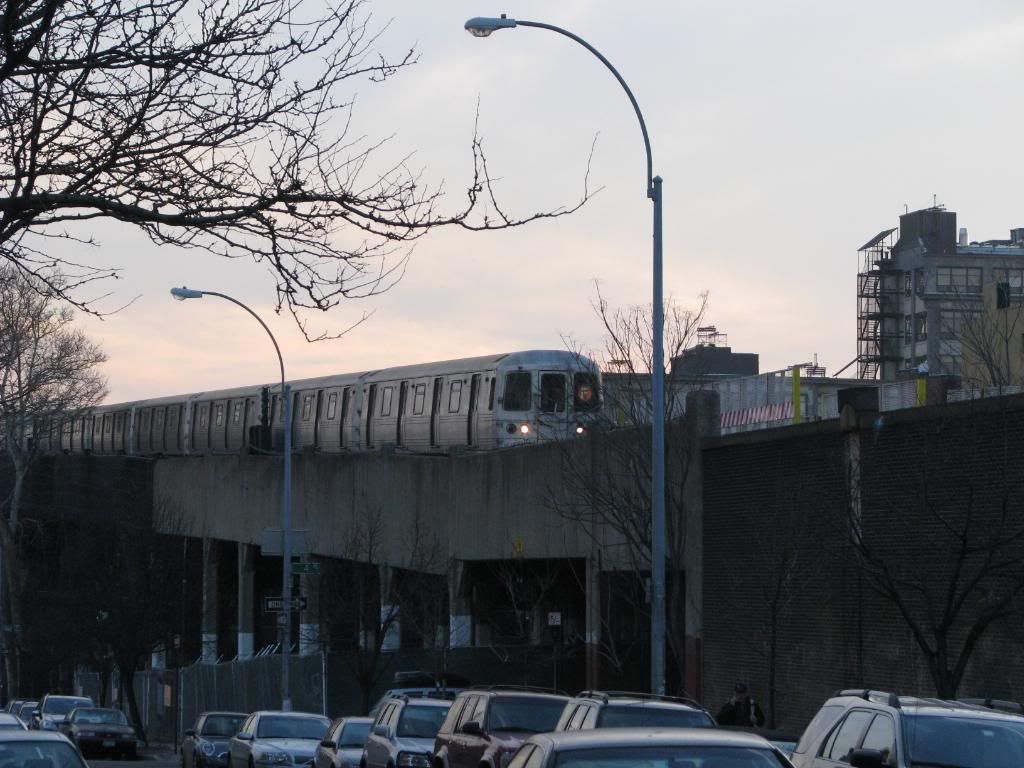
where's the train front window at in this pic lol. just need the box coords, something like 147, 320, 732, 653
540, 373, 566, 413
573, 373, 600, 412
503, 372, 531, 412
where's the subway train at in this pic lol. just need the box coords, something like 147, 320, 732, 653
34, 350, 602, 456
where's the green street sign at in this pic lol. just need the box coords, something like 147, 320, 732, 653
293, 561, 321, 575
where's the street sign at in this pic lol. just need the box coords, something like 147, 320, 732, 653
548, 611, 562, 627
262, 596, 308, 612
261, 528, 310, 556
293, 561, 321, 575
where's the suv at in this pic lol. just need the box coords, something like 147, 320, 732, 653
554, 691, 714, 731
363, 696, 452, 768
369, 672, 469, 718
791, 689, 1024, 768
433, 687, 569, 768
31, 695, 94, 731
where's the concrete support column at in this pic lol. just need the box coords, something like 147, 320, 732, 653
681, 390, 720, 699
379, 565, 401, 651
448, 560, 471, 648
238, 543, 256, 659
584, 557, 601, 690
201, 538, 219, 664
299, 559, 321, 656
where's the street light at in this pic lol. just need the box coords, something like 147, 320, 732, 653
464, 15, 668, 694
170, 286, 295, 711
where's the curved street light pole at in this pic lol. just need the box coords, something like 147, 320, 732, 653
170, 287, 294, 711
464, 16, 667, 695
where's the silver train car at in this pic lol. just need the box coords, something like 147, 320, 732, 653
35, 350, 602, 456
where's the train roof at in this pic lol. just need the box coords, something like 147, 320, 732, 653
91, 350, 597, 411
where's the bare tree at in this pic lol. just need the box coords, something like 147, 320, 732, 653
0, 267, 106, 694
844, 405, 1024, 698
0, 0, 591, 332
552, 287, 709, 693
949, 277, 1024, 388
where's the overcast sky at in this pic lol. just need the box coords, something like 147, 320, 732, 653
69, 0, 1024, 403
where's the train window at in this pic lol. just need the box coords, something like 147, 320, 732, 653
448, 381, 463, 413
573, 372, 600, 412
233, 402, 242, 424
502, 372, 531, 411
487, 378, 495, 411
380, 386, 393, 417
412, 384, 426, 415
104, 416, 112, 433
115, 413, 123, 431
155, 410, 164, 429
540, 373, 566, 413
215, 404, 224, 426
302, 394, 313, 422
326, 393, 338, 420
200, 406, 208, 428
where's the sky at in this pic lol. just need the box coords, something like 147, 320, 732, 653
61, 0, 1024, 403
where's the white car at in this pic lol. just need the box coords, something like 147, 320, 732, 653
31, 695, 94, 731
363, 696, 452, 768
229, 711, 330, 768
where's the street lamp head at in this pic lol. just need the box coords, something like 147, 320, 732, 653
170, 286, 204, 301
464, 15, 517, 37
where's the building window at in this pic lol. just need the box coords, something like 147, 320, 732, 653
993, 268, 1024, 295
904, 271, 912, 297
915, 268, 927, 296
935, 266, 982, 294
915, 312, 928, 341
904, 315, 912, 344
940, 309, 981, 340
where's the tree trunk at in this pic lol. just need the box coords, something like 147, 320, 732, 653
118, 655, 147, 745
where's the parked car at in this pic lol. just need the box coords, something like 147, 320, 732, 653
364, 696, 452, 768
0, 712, 27, 731
59, 706, 137, 758
228, 710, 331, 768
368, 672, 469, 718
790, 689, 1024, 768
16, 701, 38, 725
315, 717, 373, 768
184, 711, 248, 768
0, 728, 89, 767
31, 694, 95, 731
5, 699, 24, 714
433, 687, 570, 768
506, 727, 794, 768
554, 691, 715, 731
720, 726, 802, 757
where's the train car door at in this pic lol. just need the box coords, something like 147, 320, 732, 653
366, 384, 377, 447
397, 381, 409, 446
537, 370, 569, 442
167, 405, 181, 453
467, 374, 481, 446
313, 389, 324, 449
429, 377, 443, 448
340, 387, 352, 448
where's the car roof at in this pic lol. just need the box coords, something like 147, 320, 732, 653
588, 699, 704, 711
387, 697, 452, 708
0, 730, 74, 742
469, 690, 569, 701
830, 694, 1024, 724
254, 711, 329, 719
334, 717, 374, 724
44, 695, 91, 702
202, 711, 248, 717
0, 713, 23, 723
529, 728, 774, 750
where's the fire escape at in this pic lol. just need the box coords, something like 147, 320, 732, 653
857, 228, 901, 379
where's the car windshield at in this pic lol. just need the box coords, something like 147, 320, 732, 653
257, 715, 328, 740
554, 745, 789, 768
17, 704, 37, 719
44, 699, 91, 716
0, 740, 87, 768
396, 706, 449, 739
597, 706, 715, 729
488, 698, 566, 733
339, 722, 372, 747
202, 715, 245, 737
74, 709, 127, 725
904, 714, 1024, 768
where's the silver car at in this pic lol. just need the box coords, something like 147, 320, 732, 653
229, 710, 330, 768
363, 697, 451, 768
315, 717, 372, 768
0, 728, 89, 767
184, 711, 247, 768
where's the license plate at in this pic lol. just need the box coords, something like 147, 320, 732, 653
102, 740, 115, 748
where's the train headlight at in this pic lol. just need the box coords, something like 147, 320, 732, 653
575, 424, 586, 435
519, 424, 530, 435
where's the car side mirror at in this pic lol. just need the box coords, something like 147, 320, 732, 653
850, 748, 886, 768
372, 724, 390, 738
320, 739, 337, 749
32, 711, 40, 718
236, 733, 254, 742
460, 721, 483, 736
185, 729, 197, 737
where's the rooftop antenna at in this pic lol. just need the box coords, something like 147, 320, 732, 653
933, 193, 937, 208
904, 203, 909, 214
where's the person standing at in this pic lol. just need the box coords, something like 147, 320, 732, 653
716, 682, 766, 726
